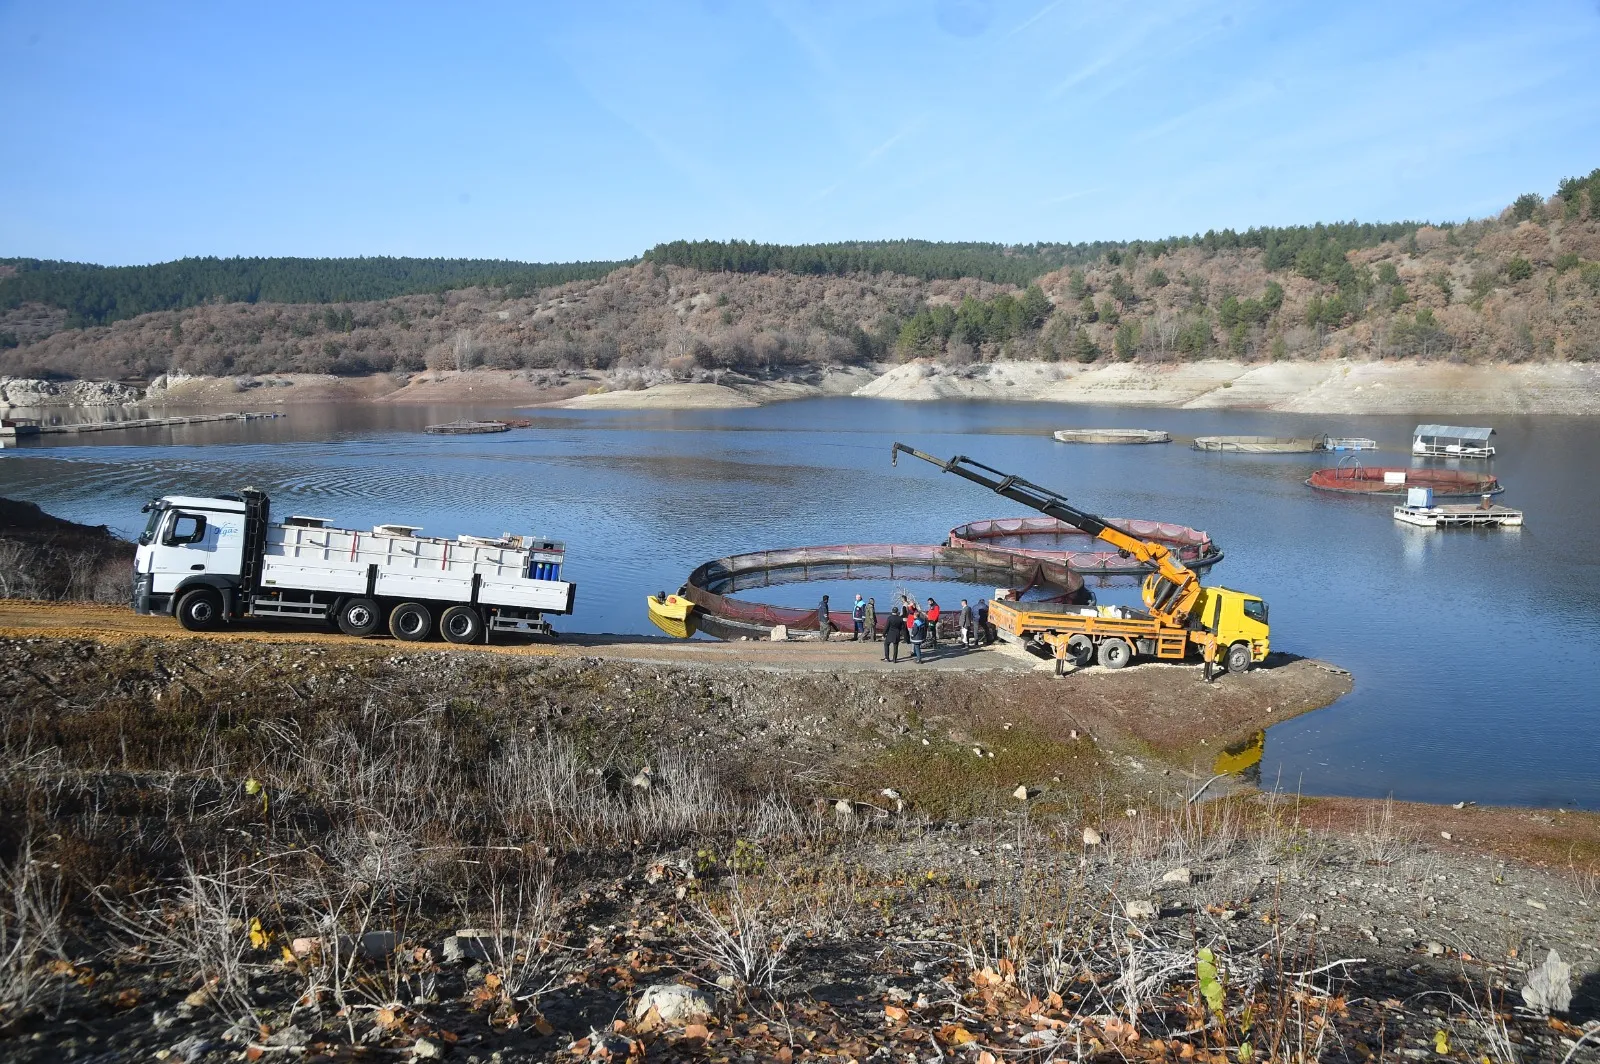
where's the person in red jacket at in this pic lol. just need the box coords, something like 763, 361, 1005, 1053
925, 598, 941, 648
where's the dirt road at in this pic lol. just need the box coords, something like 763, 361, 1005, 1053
0, 599, 1043, 672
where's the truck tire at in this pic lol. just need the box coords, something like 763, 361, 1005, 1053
388, 601, 432, 642
1065, 634, 1095, 667
1225, 642, 1253, 674
439, 604, 484, 645
336, 597, 382, 637
176, 587, 224, 631
1098, 637, 1133, 670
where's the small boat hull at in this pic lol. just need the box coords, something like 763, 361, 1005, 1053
646, 593, 697, 638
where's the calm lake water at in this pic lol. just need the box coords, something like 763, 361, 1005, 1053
2, 398, 1597, 810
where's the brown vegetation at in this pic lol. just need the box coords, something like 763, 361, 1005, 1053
7, 196, 1597, 390
0, 498, 132, 602
0, 632, 1594, 1061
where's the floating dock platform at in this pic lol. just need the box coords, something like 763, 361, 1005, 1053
1194, 434, 1325, 453
1053, 428, 1170, 444
33, 412, 282, 435
1322, 436, 1378, 451
424, 419, 512, 435
1394, 503, 1523, 528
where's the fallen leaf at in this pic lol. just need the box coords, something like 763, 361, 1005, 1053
534, 1017, 555, 1037
884, 1005, 909, 1024
682, 1023, 710, 1041
938, 1024, 977, 1046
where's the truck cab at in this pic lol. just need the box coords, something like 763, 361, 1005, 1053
1192, 585, 1270, 665
133, 495, 249, 618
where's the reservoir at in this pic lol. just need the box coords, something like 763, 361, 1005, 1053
1, 397, 1596, 810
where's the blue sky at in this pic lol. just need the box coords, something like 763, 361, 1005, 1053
3, 0, 1598, 265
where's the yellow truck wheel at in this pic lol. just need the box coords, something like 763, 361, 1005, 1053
1225, 642, 1252, 673
1098, 637, 1133, 669
1066, 634, 1094, 666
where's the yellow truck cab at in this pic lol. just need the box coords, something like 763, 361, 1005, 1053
1191, 585, 1270, 665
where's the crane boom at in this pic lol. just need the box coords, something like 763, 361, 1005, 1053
890, 442, 1203, 625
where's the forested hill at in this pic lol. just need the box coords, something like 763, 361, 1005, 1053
3, 167, 1598, 381
643, 223, 1426, 286
0, 256, 628, 329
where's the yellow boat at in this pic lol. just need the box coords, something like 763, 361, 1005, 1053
646, 591, 697, 638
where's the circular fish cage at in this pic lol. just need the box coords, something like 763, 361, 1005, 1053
948, 517, 1222, 574
1053, 428, 1171, 444
1193, 435, 1326, 453
674, 543, 1087, 640
1307, 461, 1502, 497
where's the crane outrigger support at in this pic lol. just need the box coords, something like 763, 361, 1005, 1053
890, 442, 1204, 629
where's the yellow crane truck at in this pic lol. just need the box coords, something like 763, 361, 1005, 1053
891, 443, 1269, 679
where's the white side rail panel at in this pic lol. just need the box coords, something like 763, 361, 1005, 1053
258, 522, 573, 611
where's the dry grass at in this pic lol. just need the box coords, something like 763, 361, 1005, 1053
0, 842, 64, 1030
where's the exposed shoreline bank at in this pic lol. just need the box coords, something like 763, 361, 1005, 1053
6, 357, 1600, 416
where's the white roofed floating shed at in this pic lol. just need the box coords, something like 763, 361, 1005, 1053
1413, 424, 1495, 458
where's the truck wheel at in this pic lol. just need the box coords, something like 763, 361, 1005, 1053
176, 587, 223, 632
1098, 637, 1133, 670
1066, 634, 1095, 667
439, 604, 483, 645
336, 597, 382, 637
388, 601, 432, 642
1226, 642, 1253, 674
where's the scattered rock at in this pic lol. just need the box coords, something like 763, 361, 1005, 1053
1124, 899, 1158, 920
267, 1025, 311, 1048
634, 983, 715, 1028
182, 986, 211, 1008
1161, 867, 1192, 885
1425, 941, 1445, 956
1012, 785, 1031, 801
411, 1036, 443, 1059
1082, 826, 1102, 846
1521, 949, 1572, 1014
769, 625, 788, 641
1525, 898, 1548, 910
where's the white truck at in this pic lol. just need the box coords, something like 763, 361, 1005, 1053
132, 488, 575, 643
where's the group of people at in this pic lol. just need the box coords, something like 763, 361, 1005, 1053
814, 592, 991, 663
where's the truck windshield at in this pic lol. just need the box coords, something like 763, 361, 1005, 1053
138, 505, 165, 545
1243, 599, 1268, 624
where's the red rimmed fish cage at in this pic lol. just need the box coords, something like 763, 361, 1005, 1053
947, 516, 1222, 574
678, 543, 1087, 640
1307, 461, 1502, 497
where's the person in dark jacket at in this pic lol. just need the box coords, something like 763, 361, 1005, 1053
818, 594, 832, 641
851, 594, 866, 640
976, 599, 990, 646
959, 598, 974, 647
864, 597, 878, 641
882, 606, 906, 662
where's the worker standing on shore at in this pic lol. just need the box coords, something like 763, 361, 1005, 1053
864, 597, 878, 641
976, 599, 990, 646
909, 609, 928, 663
851, 594, 866, 641
959, 598, 973, 647
882, 607, 906, 662
818, 594, 832, 641
925, 598, 941, 648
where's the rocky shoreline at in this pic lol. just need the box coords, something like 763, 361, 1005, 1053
7, 357, 1600, 416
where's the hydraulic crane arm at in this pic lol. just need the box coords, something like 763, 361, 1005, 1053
890, 442, 1203, 624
